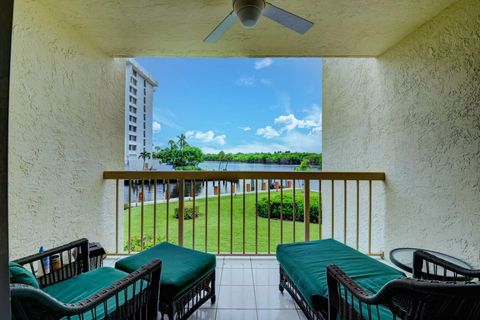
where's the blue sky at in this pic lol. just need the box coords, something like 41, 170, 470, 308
136, 57, 322, 153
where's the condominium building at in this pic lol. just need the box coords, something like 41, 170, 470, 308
124, 59, 158, 166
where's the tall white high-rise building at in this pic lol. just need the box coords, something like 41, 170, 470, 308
124, 59, 158, 168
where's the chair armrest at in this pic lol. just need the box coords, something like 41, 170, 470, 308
11, 259, 162, 320
413, 250, 480, 281
326, 264, 408, 320
14, 238, 90, 287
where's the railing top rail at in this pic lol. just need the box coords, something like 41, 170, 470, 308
103, 171, 385, 181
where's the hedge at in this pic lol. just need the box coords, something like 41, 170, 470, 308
174, 206, 200, 220
257, 193, 321, 223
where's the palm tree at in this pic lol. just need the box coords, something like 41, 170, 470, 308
138, 150, 151, 168
177, 134, 187, 150
168, 139, 177, 149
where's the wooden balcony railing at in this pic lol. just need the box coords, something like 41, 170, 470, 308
103, 171, 386, 257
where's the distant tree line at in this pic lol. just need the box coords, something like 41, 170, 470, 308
204, 151, 322, 167
151, 133, 322, 171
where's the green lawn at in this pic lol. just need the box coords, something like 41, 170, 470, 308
124, 190, 321, 254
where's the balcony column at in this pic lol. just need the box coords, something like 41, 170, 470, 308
0, 0, 13, 316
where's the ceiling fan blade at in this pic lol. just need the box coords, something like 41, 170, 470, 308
204, 11, 237, 43
263, 3, 313, 34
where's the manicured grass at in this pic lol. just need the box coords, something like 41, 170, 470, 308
124, 190, 321, 253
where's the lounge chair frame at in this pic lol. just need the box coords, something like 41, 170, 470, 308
11, 239, 161, 320
279, 266, 326, 320
161, 270, 216, 320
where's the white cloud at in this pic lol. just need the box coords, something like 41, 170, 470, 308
273, 104, 322, 134
187, 130, 226, 145
236, 76, 255, 87
255, 58, 273, 70
239, 126, 251, 132
152, 121, 161, 132
256, 126, 280, 139
253, 104, 322, 152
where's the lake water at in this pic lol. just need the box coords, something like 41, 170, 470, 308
124, 161, 320, 203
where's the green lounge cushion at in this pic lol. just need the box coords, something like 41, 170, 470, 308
9, 262, 39, 289
277, 239, 405, 319
115, 242, 216, 301
43, 267, 146, 319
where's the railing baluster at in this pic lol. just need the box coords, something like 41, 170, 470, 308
230, 180, 234, 254
356, 180, 360, 250
115, 179, 119, 254
141, 179, 145, 251
368, 180, 372, 255
255, 179, 258, 255
344, 179, 347, 244
153, 179, 157, 246
319, 179, 322, 240
166, 180, 170, 243
280, 179, 284, 244
192, 179, 196, 250
267, 179, 271, 254
331, 180, 335, 239
243, 179, 246, 255
178, 179, 185, 247
205, 180, 208, 252
217, 179, 221, 254
293, 180, 296, 242
128, 180, 132, 254
304, 179, 310, 242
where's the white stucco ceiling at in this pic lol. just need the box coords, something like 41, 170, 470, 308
39, 0, 459, 57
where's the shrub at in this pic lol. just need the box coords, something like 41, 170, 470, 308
257, 193, 321, 223
174, 206, 200, 220
125, 235, 170, 252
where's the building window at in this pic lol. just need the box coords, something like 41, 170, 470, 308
133, 70, 137, 77
129, 115, 137, 123
130, 77, 137, 86
129, 87, 137, 95
144, 123, 146, 130
129, 135, 136, 142
129, 125, 136, 132
129, 106, 137, 113
143, 114, 146, 121
143, 139, 146, 147
129, 96, 137, 104
129, 145, 137, 151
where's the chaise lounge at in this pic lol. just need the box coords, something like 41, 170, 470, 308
10, 239, 161, 320
277, 239, 480, 320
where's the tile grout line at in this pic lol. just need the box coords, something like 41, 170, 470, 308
251, 257, 261, 320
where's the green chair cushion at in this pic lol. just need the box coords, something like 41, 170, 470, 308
115, 242, 216, 301
43, 267, 146, 320
276, 239, 405, 319
9, 262, 39, 289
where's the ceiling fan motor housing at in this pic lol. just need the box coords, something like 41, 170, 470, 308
233, 0, 266, 28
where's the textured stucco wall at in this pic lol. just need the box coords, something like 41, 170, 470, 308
9, 0, 125, 258
323, 0, 480, 264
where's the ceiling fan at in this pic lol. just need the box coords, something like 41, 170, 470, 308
204, 0, 314, 43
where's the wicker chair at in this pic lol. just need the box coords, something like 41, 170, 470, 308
10, 239, 161, 320
327, 250, 480, 320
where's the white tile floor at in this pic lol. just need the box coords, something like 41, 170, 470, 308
104, 256, 306, 320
